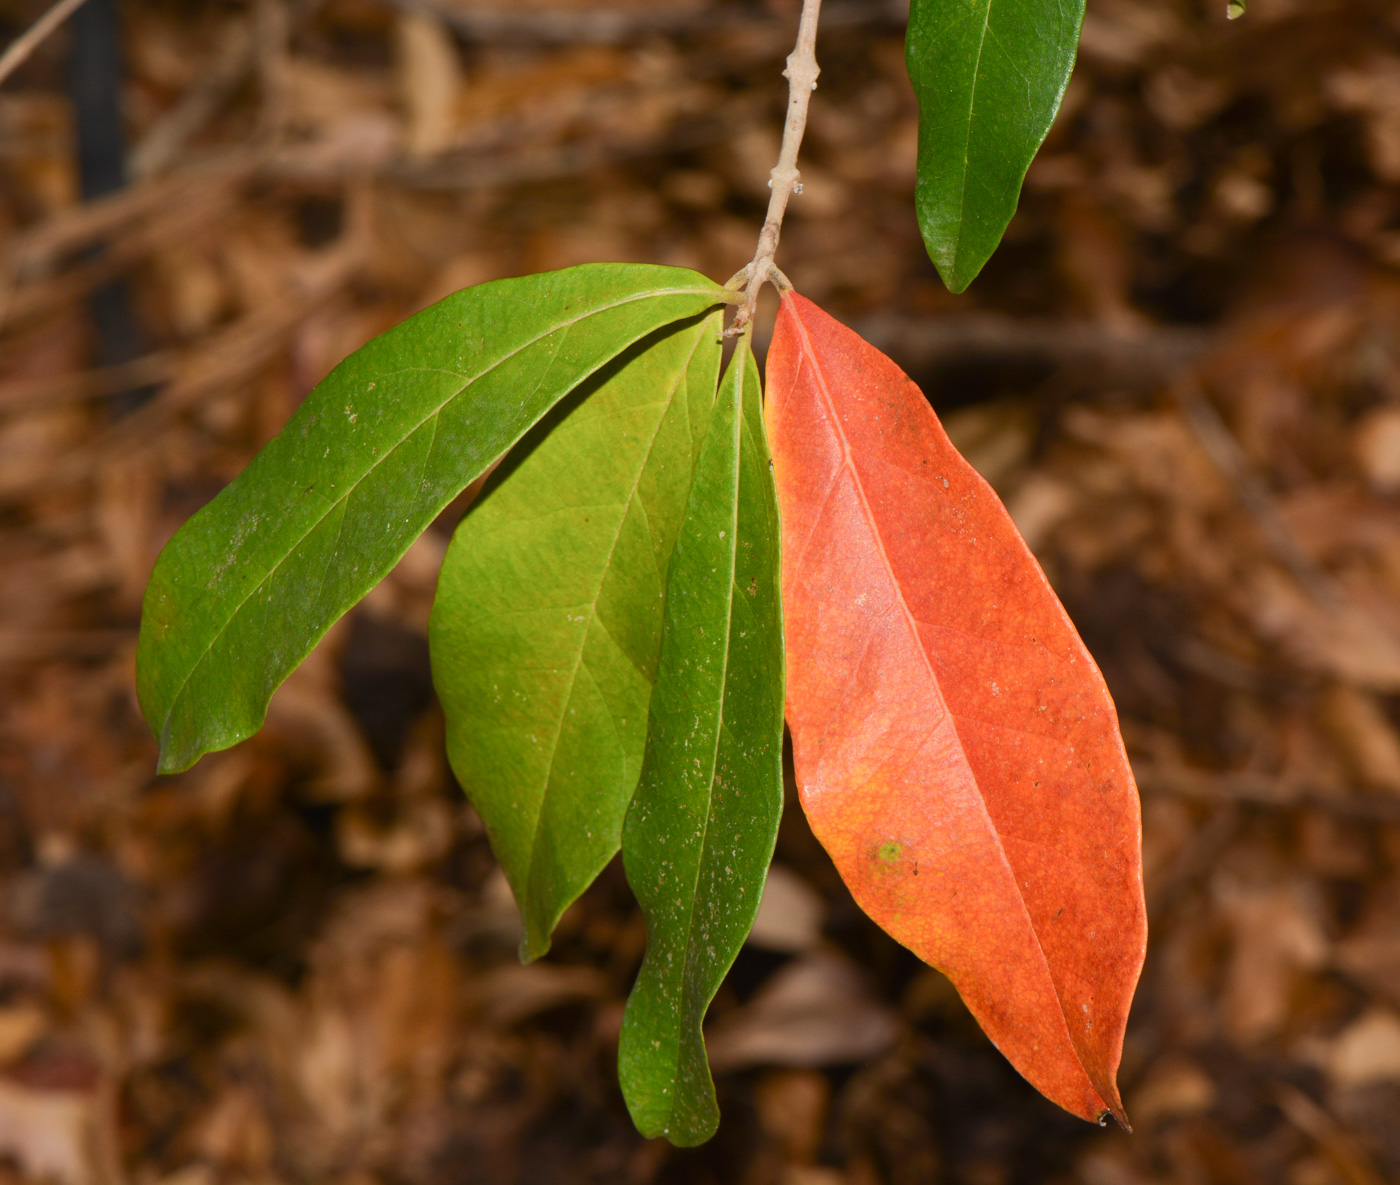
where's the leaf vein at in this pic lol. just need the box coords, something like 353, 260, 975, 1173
161, 285, 712, 740
520, 321, 710, 915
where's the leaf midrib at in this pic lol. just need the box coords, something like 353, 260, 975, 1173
521, 319, 712, 936
949, 0, 995, 278
788, 304, 1104, 1103
160, 283, 717, 747
651, 363, 743, 1139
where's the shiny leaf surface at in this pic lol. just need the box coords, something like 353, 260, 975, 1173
138, 264, 730, 774
765, 291, 1145, 1125
618, 338, 785, 1145
430, 313, 723, 960
907, 0, 1084, 292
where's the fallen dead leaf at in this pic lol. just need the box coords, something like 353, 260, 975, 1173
396, 11, 462, 158
1352, 406, 1400, 493
1214, 868, 1328, 1043
706, 951, 898, 1072
747, 863, 825, 953
1315, 683, 1400, 795
0, 1003, 46, 1065
1127, 1056, 1217, 1126
1326, 1009, 1400, 1090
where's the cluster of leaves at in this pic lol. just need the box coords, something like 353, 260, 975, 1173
136, 0, 1144, 1148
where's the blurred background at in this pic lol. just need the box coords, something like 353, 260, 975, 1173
3, 0, 1400, 1181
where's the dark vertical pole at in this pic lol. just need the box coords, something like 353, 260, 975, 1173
70, 0, 126, 199
69, 0, 151, 410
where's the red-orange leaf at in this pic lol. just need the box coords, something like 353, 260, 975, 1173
765, 291, 1146, 1126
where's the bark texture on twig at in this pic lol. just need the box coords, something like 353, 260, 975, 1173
730, 0, 821, 334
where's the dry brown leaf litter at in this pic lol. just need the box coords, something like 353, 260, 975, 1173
4, 0, 1400, 1181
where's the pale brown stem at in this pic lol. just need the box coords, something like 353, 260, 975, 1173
0, 0, 91, 86
728, 0, 821, 335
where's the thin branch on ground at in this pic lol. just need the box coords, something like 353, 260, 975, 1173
1172, 377, 1346, 613
0, 0, 91, 86
0, 351, 176, 414
854, 314, 1213, 385
129, 21, 256, 179
729, 0, 822, 335
373, 0, 891, 48
1135, 763, 1400, 825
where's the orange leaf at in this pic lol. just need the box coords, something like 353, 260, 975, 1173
764, 291, 1146, 1126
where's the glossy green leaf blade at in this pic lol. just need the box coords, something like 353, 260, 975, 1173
618, 338, 785, 1147
429, 313, 724, 961
907, 0, 1084, 292
138, 264, 730, 775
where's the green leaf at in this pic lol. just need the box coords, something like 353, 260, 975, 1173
906, 0, 1085, 292
429, 312, 724, 961
137, 264, 731, 775
617, 337, 785, 1146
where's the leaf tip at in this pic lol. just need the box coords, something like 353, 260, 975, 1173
516, 939, 546, 965
154, 736, 199, 777
929, 245, 982, 295
664, 1118, 719, 1149
517, 919, 554, 965
940, 264, 976, 295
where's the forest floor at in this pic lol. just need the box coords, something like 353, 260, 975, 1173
4, 0, 1400, 1181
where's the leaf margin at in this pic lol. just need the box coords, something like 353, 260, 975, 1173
137, 263, 735, 775
764, 288, 1145, 1127
429, 310, 726, 962
906, 0, 1086, 292
618, 334, 786, 1146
